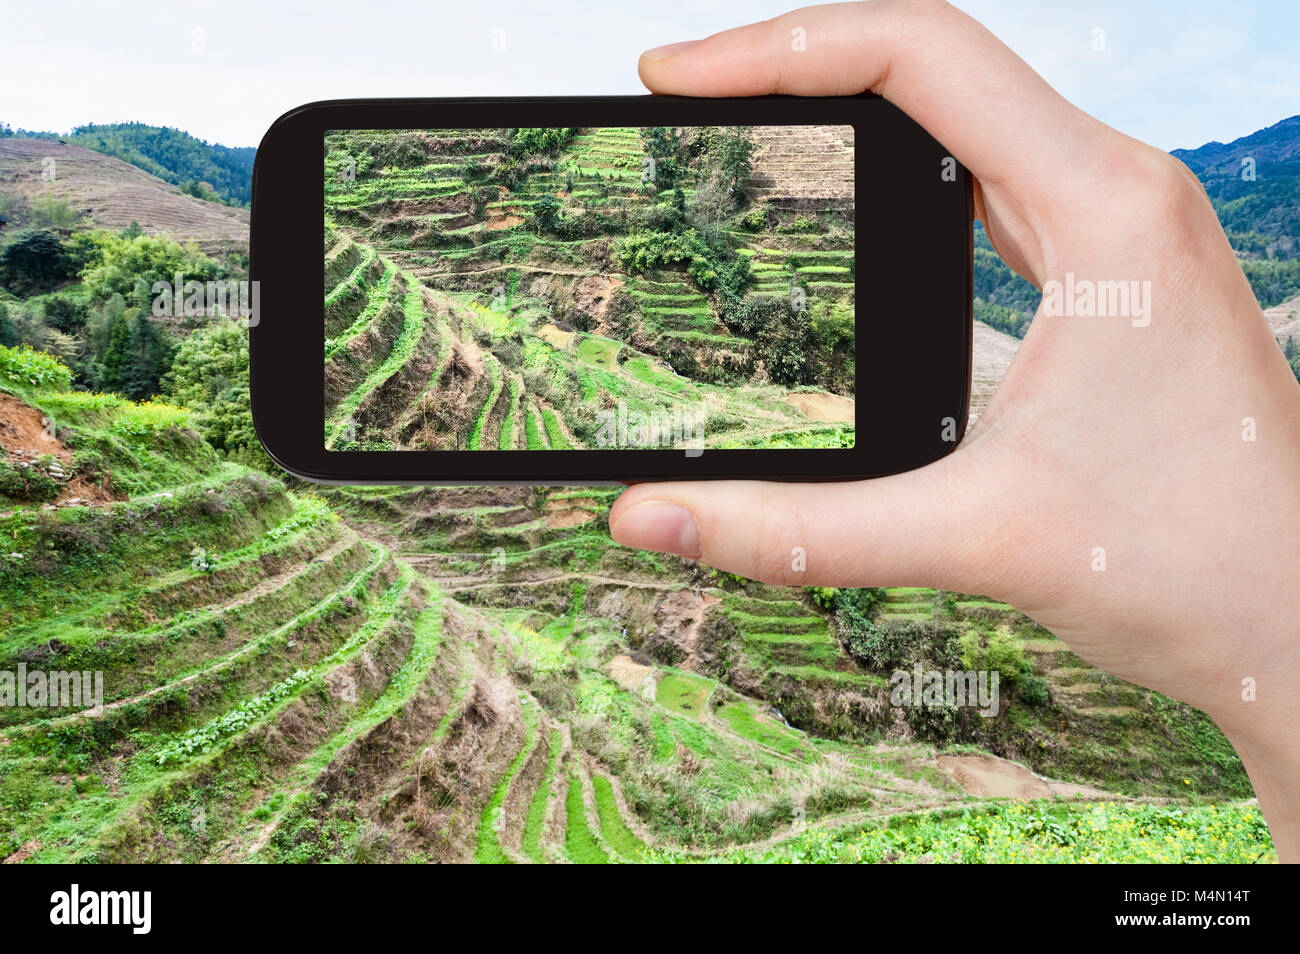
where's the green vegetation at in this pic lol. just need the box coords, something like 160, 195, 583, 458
656, 671, 712, 717
0, 223, 248, 420
710, 801, 1274, 865
321, 125, 856, 451
591, 774, 646, 860
475, 694, 539, 863
520, 730, 561, 862
564, 776, 608, 864
0, 364, 1268, 861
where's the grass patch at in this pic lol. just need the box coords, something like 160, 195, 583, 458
656, 672, 713, 718
474, 694, 538, 864
520, 729, 561, 862
564, 776, 608, 864
715, 701, 805, 756
591, 774, 646, 860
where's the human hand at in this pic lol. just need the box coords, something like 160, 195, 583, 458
610, 0, 1300, 858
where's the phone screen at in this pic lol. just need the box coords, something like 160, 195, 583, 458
323, 125, 854, 452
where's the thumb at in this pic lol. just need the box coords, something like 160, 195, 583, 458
608, 444, 1012, 593
638, 0, 1106, 205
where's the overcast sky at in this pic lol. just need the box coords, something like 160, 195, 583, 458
1, 0, 1296, 152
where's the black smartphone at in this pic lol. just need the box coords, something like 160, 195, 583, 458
249, 94, 972, 484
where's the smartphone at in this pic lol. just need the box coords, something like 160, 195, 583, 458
249, 95, 972, 484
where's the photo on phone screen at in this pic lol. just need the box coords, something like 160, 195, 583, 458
322, 125, 855, 453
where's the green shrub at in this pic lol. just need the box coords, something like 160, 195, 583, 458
508, 127, 577, 157
1018, 673, 1049, 707
0, 456, 60, 503
958, 625, 1027, 685
0, 343, 74, 391
617, 229, 719, 288
109, 400, 192, 438
737, 206, 769, 232
776, 215, 821, 234
736, 801, 1274, 864
809, 587, 836, 610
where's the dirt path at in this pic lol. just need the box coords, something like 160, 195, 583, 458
198, 531, 356, 617
784, 391, 854, 424
935, 754, 1054, 799
399, 563, 686, 595
970, 321, 1020, 427
414, 263, 600, 279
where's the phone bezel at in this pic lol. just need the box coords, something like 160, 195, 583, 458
250, 94, 972, 484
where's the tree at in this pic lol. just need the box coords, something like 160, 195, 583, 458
42, 329, 78, 363
0, 229, 73, 295
530, 194, 563, 234
0, 191, 31, 226
84, 293, 125, 370
0, 302, 17, 347
78, 231, 219, 309
506, 127, 577, 157
44, 293, 88, 333
163, 319, 260, 459
715, 128, 758, 191
28, 196, 82, 231
62, 122, 256, 205
639, 127, 683, 189
810, 300, 855, 394
121, 313, 170, 400
687, 173, 737, 240
98, 305, 131, 391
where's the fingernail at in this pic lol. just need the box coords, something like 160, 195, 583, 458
610, 501, 701, 558
641, 39, 699, 62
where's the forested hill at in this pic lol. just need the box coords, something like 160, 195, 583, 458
0, 122, 255, 207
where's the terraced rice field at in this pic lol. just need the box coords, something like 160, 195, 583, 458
321, 127, 856, 451
0, 442, 1261, 862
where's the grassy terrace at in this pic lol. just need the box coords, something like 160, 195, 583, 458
321, 126, 857, 452
0, 227, 1265, 862
0, 406, 1265, 862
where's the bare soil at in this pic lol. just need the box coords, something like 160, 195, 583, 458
935, 753, 1053, 799
0, 392, 119, 506
536, 323, 575, 349
1264, 292, 1300, 341
784, 390, 854, 424
606, 653, 657, 694
543, 500, 596, 529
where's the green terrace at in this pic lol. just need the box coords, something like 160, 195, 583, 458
316, 237, 849, 451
